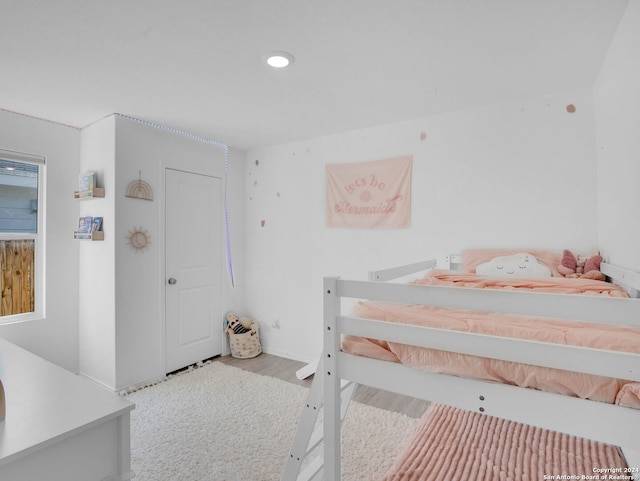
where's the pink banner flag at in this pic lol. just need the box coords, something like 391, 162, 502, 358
326, 155, 412, 229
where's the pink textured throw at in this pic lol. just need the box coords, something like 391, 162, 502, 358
381, 404, 627, 481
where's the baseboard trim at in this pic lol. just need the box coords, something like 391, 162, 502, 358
260, 346, 317, 365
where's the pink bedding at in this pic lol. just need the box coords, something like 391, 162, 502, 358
381, 403, 628, 481
414, 269, 630, 297
343, 270, 640, 409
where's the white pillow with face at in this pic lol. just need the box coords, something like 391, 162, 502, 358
476, 253, 551, 278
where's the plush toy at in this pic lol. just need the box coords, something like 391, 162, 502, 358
239, 317, 257, 335
558, 249, 578, 276
557, 250, 605, 281
225, 311, 251, 335
580, 255, 605, 280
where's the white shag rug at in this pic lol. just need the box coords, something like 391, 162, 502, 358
126, 361, 418, 481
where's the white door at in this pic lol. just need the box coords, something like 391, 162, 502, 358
165, 168, 222, 373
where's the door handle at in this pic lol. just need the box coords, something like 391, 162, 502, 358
168, 278, 178, 285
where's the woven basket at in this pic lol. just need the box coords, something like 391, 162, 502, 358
226, 321, 261, 359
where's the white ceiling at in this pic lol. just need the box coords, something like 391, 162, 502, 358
0, 0, 629, 150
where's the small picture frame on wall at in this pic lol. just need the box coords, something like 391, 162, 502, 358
77, 216, 93, 233
92, 217, 103, 232
78, 172, 95, 193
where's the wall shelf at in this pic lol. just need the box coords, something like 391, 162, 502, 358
74, 187, 105, 200
74, 231, 104, 241
74, 179, 104, 240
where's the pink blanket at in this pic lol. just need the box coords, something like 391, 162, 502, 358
381, 403, 628, 481
414, 269, 630, 297
343, 270, 640, 408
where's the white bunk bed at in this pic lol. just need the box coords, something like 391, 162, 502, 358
282, 254, 640, 481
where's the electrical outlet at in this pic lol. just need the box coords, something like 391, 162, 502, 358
272, 318, 281, 329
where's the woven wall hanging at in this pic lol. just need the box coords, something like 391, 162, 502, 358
126, 171, 154, 201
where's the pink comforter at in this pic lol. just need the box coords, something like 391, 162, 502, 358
343, 270, 640, 408
381, 403, 627, 481
414, 269, 630, 297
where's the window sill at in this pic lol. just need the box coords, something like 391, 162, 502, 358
0, 313, 45, 326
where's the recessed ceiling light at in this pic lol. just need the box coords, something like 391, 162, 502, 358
265, 51, 294, 69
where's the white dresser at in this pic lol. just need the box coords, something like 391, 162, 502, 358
0, 338, 134, 481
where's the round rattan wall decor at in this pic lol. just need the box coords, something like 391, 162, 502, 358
127, 227, 151, 253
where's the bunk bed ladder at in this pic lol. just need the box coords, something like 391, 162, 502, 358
281, 359, 357, 481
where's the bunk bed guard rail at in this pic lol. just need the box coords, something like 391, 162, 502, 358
322, 270, 640, 481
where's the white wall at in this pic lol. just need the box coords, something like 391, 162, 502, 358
114, 116, 244, 390
2, 0, 636, 373
595, 0, 640, 271
78, 116, 117, 387
78, 115, 245, 391
0, 108, 244, 387
0, 109, 80, 371
244, 89, 600, 362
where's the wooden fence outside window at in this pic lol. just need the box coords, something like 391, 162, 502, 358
0, 239, 35, 316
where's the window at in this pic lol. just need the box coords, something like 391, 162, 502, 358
0, 149, 45, 323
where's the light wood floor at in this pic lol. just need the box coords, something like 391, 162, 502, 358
217, 352, 430, 418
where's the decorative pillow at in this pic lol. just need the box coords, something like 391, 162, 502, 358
476, 253, 552, 278
461, 249, 562, 277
